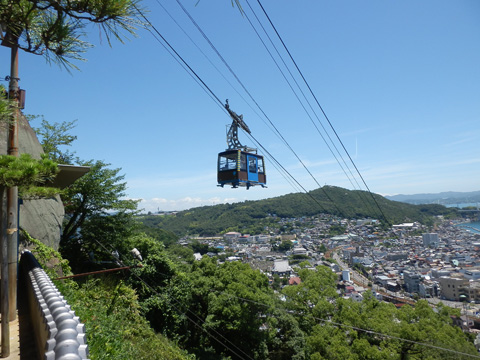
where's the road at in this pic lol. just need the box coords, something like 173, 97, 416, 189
331, 250, 479, 313
332, 251, 415, 305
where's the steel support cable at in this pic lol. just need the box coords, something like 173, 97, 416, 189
89, 239, 254, 360
243, 0, 379, 218
242, 0, 362, 195
140, 2, 382, 224
137, 4, 344, 216
255, 0, 390, 224
134, 5, 224, 107
145, 27, 225, 115
153, 0, 271, 131
241, 7, 379, 220
172, 0, 288, 145
245, 132, 344, 215
143, 25, 226, 117
173, 0, 344, 210
140, 5, 304, 204
256, 150, 304, 194
139, 3, 318, 202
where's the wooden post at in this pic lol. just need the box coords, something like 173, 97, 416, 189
1, 186, 9, 357
6, 40, 19, 323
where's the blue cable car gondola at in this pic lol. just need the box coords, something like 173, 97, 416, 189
217, 101, 266, 189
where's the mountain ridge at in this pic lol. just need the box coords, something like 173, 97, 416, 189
385, 190, 480, 205
140, 186, 458, 236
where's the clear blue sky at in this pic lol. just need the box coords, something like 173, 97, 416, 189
2, 0, 479, 212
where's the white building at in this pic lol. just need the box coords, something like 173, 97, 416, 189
460, 269, 480, 280
272, 260, 292, 276
292, 247, 307, 256
348, 292, 364, 302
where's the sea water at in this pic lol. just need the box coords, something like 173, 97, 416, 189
457, 222, 480, 234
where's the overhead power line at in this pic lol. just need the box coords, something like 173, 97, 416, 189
82, 241, 480, 360
91, 238, 254, 360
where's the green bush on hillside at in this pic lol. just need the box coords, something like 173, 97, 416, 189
23, 235, 192, 360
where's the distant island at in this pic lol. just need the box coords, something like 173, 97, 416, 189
385, 190, 480, 206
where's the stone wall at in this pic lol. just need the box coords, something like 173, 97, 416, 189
1, 114, 64, 250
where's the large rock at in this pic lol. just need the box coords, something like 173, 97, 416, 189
0, 114, 64, 250
0, 114, 44, 158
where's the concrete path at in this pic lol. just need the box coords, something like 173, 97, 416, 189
1, 307, 38, 360
0, 313, 20, 360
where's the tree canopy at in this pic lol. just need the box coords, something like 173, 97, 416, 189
34, 119, 139, 272
0, 0, 144, 68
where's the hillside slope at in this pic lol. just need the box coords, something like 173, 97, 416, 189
140, 186, 457, 236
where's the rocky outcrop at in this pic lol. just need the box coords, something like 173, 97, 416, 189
0, 114, 44, 159
0, 114, 64, 250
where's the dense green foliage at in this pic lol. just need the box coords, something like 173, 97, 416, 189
24, 233, 191, 359
59, 278, 191, 360
140, 186, 457, 237
60, 159, 139, 244
0, 153, 59, 200
0, 0, 143, 69
32, 118, 78, 164
29, 216, 477, 360
33, 119, 141, 273
0, 153, 57, 188
134, 256, 307, 360
28, 118, 475, 360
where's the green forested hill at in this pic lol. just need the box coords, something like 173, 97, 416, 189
139, 186, 458, 236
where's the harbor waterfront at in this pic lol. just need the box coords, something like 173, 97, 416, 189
457, 222, 480, 234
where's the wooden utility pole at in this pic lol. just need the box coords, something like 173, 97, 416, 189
1, 186, 9, 357
7, 39, 20, 321
1, 34, 20, 357
7, 42, 19, 324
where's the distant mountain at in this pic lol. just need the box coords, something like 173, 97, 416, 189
140, 186, 458, 236
385, 191, 480, 206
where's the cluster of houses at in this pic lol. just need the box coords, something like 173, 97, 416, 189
183, 213, 480, 343
187, 215, 480, 307
341, 222, 480, 304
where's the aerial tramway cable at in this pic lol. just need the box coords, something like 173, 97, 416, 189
242, 0, 363, 193
254, 0, 390, 224
171, 0, 348, 215
136, 2, 386, 221
241, 0, 384, 220
241, 0, 382, 219
91, 240, 480, 360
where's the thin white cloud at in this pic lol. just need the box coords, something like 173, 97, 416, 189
444, 131, 479, 147
135, 196, 243, 213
